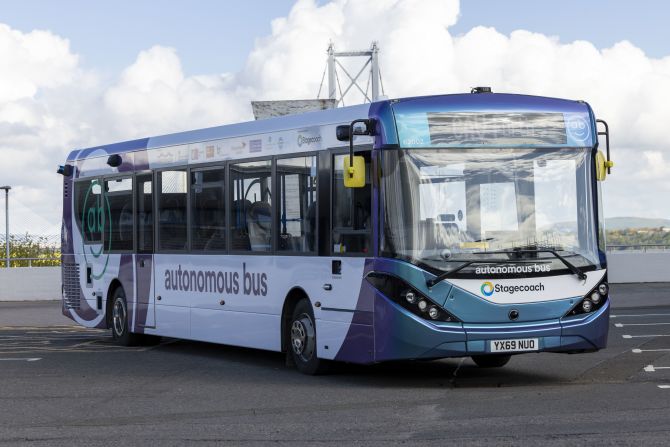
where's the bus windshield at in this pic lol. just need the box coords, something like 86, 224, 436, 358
381, 147, 602, 277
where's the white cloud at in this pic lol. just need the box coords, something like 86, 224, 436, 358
1, 0, 670, 236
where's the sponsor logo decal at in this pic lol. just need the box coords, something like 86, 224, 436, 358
249, 139, 262, 153
566, 114, 591, 142
297, 134, 321, 147
80, 180, 111, 280
481, 281, 494, 296
481, 281, 545, 296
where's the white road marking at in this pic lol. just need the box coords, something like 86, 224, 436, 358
612, 313, 670, 318
633, 348, 670, 353
658, 385, 670, 389
615, 322, 670, 327
0, 357, 41, 362
645, 365, 670, 372
622, 334, 670, 339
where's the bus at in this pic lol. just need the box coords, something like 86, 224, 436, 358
59, 89, 614, 374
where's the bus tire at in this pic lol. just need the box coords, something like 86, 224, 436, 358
471, 354, 512, 368
289, 298, 328, 375
110, 287, 142, 346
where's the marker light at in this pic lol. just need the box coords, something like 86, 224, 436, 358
598, 283, 609, 296
404, 291, 417, 304
582, 300, 593, 313
428, 306, 440, 320
590, 292, 602, 304
417, 300, 428, 312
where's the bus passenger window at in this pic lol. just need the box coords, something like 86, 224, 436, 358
230, 160, 272, 251
332, 152, 372, 255
191, 168, 226, 251
158, 170, 188, 251
74, 179, 103, 244
104, 177, 133, 251
277, 156, 317, 253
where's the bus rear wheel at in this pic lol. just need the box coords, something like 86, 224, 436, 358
471, 354, 512, 368
110, 287, 142, 346
289, 298, 328, 375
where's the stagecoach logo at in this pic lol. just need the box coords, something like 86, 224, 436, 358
80, 180, 111, 280
480, 281, 545, 297
566, 114, 591, 142
481, 281, 494, 297
297, 133, 321, 147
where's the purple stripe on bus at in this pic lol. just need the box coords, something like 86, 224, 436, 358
334, 259, 375, 363
118, 253, 135, 330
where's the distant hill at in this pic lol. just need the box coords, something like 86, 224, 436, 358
605, 217, 670, 230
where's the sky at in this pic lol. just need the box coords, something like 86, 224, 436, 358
0, 0, 669, 235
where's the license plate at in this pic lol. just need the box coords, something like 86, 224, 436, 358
490, 338, 539, 353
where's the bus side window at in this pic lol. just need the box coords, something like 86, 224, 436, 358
158, 170, 188, 251
136, 174, 153, 253
104, 177, 133, 251
230, 160, 272, 252
191, 168, 226, 251
332, 152, 371, 255
277, 156, 317, 253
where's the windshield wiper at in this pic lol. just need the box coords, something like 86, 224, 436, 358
490, 248, 587, 282
425, 249, 587, 288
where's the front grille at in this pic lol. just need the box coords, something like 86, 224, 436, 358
62, 261, 81, 309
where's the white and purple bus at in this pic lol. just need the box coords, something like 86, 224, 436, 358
59, 90, 614, 374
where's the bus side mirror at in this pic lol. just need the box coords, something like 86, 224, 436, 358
343, 155, 366, 188
596, 150, 614, 181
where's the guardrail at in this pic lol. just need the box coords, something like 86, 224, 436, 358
606, 244, 670, 252
0, 257, 60, 268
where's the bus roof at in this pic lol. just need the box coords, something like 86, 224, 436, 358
67, 92, 594, 163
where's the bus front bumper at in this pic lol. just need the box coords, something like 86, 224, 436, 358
373, 295, 610, 362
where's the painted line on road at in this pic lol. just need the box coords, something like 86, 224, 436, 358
645, 365, 670, 372
622, 334, 670, 339
633, 348, 670, 353
0, 357, 41, 362
615, 322, 670, 328
611, 313, 670, 318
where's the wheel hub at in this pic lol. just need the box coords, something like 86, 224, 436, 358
290, 315, 315, 361
112, 299, 126, 337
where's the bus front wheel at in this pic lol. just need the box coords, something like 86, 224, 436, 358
289, 298, 328, 375
110, 287, 142, 346
471, 354, 512, 368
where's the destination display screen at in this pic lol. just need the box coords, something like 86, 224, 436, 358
427, 112, 567, 146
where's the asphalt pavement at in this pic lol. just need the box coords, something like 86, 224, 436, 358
0, 283, 669, 446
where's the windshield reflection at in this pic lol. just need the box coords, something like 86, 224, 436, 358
381, 148, 601, 276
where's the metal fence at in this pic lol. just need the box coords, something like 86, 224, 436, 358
0, 257, 60, 268
606, 244, 670, 252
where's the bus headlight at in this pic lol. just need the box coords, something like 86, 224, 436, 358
404, 291, 417, 304
366, 272, 461, 323
565, 279, 609, 317
598, 283, 609, 295
590, 292, 601, 304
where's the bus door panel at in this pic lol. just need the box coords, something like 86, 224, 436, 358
135, 173, 156, 330
135, 253, 155, 329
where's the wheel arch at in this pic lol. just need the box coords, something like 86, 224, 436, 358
280, 287, 310, 353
